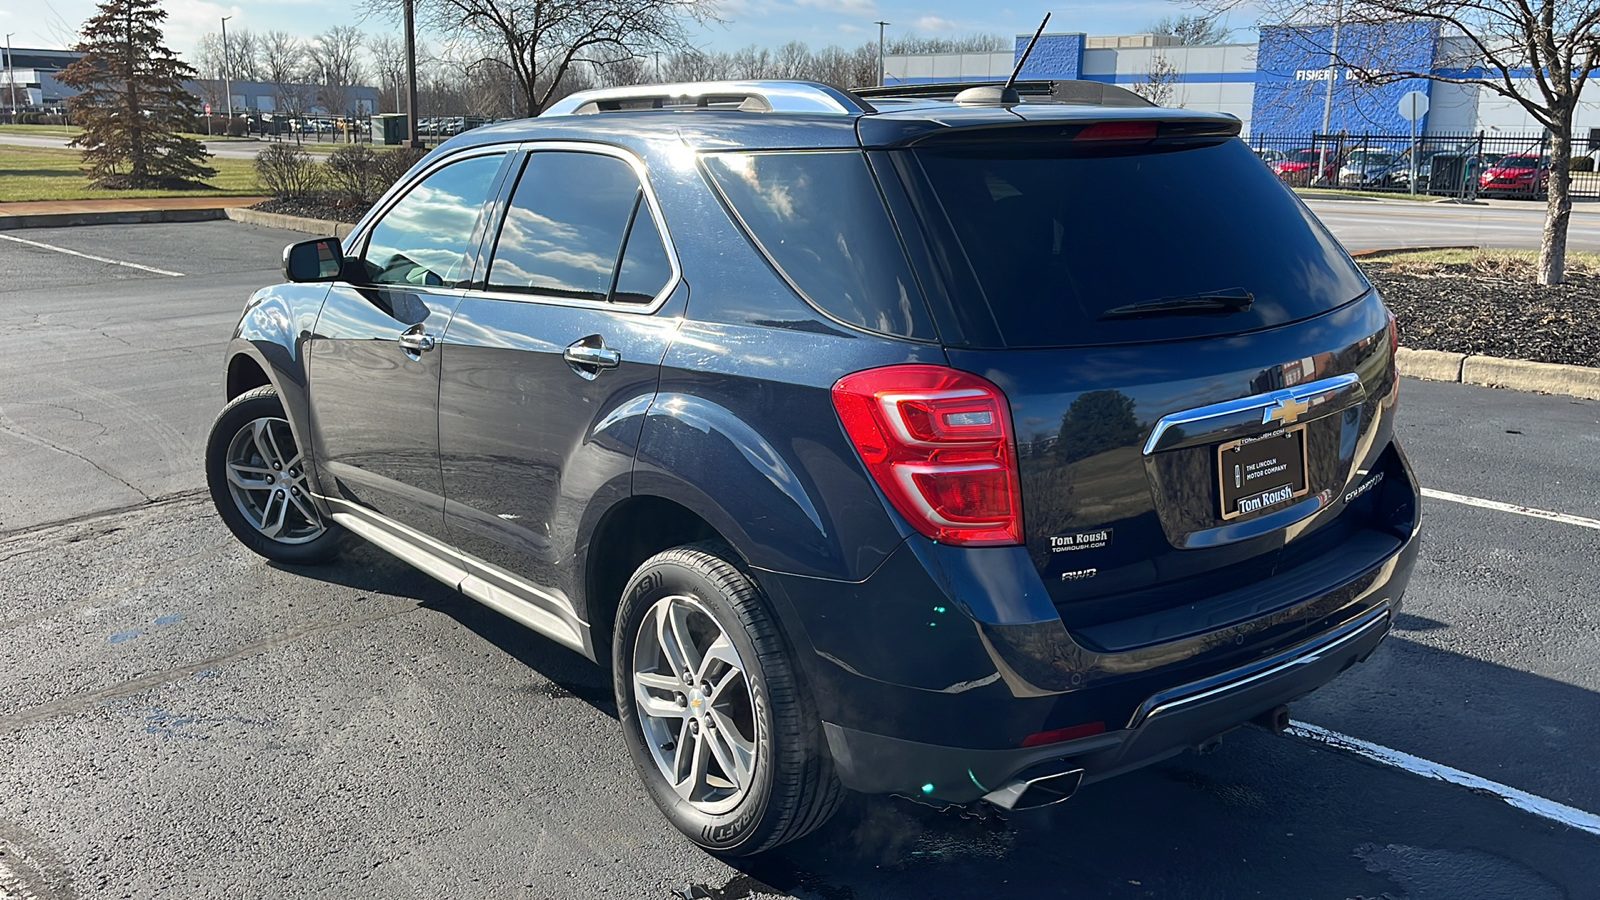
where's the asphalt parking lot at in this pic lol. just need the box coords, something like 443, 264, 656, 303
1, 222, 1598, 899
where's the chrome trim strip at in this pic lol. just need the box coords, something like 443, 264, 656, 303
320, 496, 591, 657
1127, 602, 1391, 729
1142, 373, 1363, 456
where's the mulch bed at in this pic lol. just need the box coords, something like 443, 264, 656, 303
250, 196, 369, 224
1362, 263, 1600, 368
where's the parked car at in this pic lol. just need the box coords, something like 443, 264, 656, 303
207, 80, 1420, 855
1338, 147, 1402, 187
1479, 153, 1550, 197
1271, 148, 1341, 186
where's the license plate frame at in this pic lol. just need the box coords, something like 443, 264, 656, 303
1216, 425, 1309, 521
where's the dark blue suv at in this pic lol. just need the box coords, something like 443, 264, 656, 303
206, 80, 1421, 855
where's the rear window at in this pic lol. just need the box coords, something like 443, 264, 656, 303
901, 138, 1371, 348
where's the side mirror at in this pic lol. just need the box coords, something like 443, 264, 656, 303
283, 237, 347, 283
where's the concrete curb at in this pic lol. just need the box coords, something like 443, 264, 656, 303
1397, 347, 1600, 401
225, 207, 355, 239
0, 207, 229, 230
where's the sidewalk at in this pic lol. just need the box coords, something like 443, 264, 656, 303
0, 196, 270, 230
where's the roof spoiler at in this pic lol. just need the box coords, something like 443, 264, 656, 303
853, 80, 1156, 109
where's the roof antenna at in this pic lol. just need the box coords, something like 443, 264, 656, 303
956, 12, 1051, 106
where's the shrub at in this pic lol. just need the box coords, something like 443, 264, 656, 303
325, 144, 384, 204
1570, 155, 1595, 173
254, 144, 319, 199
227, 117, 248, 138
375, 146, 429, 195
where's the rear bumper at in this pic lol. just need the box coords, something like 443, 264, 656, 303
823, 600, 1393, 802
755, 445, 1421, 804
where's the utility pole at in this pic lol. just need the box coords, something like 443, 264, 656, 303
220, 16, 233, 124
403, 0, 422, 147
4, 34, 17, 120
875, 21, 889, 87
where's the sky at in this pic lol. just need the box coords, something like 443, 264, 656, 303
5, 0, 1258, 59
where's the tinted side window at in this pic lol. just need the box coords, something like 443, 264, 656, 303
612, 206, 673, 304
361, 154, 502, 288
488, 151, 670, 303
702, 151, 936, 341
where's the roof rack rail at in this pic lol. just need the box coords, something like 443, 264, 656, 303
854, 79, 1155, 109
541, 81, 877, 117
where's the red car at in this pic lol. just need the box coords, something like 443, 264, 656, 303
1479, 154, 1550, 197
1271, 148, 1341, 186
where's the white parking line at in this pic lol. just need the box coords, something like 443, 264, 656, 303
1422, 487, 1600, 531
0, 232, 184, 277
1289, 721, 1600, 836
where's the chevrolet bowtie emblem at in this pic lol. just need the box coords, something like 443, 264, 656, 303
1264, 395, 1310, 426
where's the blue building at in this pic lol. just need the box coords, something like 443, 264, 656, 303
884, 26, 1600, 139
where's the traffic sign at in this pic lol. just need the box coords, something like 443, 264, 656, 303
1397, 91, 1428, 122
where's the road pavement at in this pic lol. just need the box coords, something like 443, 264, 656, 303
1305, 198, 1600, 252
1, 223, 1597, 899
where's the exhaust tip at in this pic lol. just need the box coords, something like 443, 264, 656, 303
1253, 704, 1292, 736
982, 764, 1084, 811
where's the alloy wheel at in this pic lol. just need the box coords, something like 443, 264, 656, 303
632, 594, 758, 815
222, 416, 326, 544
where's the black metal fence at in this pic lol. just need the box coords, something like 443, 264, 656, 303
1247, 132, 1600, 201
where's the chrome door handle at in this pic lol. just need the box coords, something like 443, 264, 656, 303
564, 338, 621, 372
398, 329, 436, 353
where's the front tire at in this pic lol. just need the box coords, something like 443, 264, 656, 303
205, 386, 341, 564
613, 543, 841, 855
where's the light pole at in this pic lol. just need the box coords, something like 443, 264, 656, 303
875, 21, 889, 87
220, 16, 233, 125
4, 34, 17, 121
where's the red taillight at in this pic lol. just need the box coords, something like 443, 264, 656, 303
1021, 721, 1106, 748
1076, 121, 1158, 142
832, 365, 1024, 547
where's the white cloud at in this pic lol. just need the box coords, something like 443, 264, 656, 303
157, 0, 244, 56
794, 0, 877, 15
837, 23, 863, 33
914, 16, 959, 32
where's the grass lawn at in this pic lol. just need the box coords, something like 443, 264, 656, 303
0, 144, 261, 201
1357, 246, 1600, 276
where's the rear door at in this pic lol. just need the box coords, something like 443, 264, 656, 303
881, 132, 1398, 631
438, 146, 682, 599
306, 149, 509, 536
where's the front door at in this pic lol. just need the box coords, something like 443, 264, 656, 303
438, 148, 682, 600
306, 150, 509, 537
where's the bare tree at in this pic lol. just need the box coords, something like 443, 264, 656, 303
1129, 53, 1182, 106
308, 25, 365, 139
1193, 0, 1598, 285
362, 0, 719, 115
260, 31, 309, 140
366, 33, 407, 112
1146, 14, 1232, 45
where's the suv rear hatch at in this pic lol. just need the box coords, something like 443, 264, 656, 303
863, 112, 1403, 638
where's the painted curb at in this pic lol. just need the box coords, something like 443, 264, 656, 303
225, 207, 355, 239
0, 208, 228, 230
1398, 348, 1600, 402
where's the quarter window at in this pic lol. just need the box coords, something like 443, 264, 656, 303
360, 153, 503, 288
487, 151, 673, 304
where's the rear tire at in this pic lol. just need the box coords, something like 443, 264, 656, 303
205, 386, 341, 565
613, 542, 842, 855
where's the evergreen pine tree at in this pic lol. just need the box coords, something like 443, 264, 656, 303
57, 0, 217, 188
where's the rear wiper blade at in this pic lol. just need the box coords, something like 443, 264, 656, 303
1100, 289, 1254, 320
